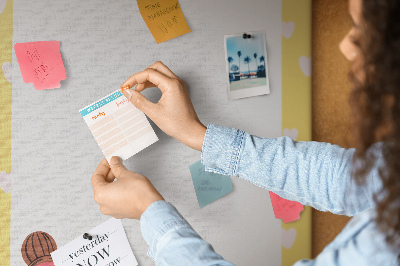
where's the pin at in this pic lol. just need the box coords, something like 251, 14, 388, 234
242, 33, 252, 39
121, 85, 130, 92
83, 233, 94, 240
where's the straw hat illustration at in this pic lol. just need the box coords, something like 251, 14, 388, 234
21, 231, 57, 266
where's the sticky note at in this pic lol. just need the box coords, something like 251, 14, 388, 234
79, 90, 158, 162
137, 0, 191, 44
189, 161, 233, 208
269, 191, 304, 223
51, 218, 138, 266
14, 41, 66, 90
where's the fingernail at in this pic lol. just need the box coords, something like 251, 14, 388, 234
110, 156, 122, 165
125, 89, 133, 100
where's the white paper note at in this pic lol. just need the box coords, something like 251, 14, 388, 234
51, 218, 138, 266
79, 90, 158, 162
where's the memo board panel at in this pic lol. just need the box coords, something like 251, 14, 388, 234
0, 0, 311, 265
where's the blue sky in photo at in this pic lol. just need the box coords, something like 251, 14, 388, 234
226, 32, 267, 73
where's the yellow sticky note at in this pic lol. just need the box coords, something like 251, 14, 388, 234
137, 0, 191, 44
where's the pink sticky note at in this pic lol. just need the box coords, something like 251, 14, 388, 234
14, 41, 67, 90
269, 191, 304, 223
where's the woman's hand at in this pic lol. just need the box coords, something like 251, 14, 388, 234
120, 61, 206, 152
91, 157, 164, 219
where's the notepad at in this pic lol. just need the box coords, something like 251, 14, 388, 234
79, 90, 158, 162
51, 218, 138, 266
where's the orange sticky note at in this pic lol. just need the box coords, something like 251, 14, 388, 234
137, 0, 191, 44
14, 41, 67, 90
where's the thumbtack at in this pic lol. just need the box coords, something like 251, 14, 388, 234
242, 33, 252, 39
121, 85, 130, 93
83, 233, 94, 240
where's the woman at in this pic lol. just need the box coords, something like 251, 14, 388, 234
90, 0, 400, 264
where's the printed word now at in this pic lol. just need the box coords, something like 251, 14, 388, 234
76, 245, 111, 266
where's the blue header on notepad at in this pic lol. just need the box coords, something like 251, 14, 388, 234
80, 91, 123, 116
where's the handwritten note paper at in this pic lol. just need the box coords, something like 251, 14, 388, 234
79, 90, 158, 162
189, 161, 233, 208
51, 218, 138, 266
269, 192, 304, 223
137, 0, 191, 44
14, 41, 66, 90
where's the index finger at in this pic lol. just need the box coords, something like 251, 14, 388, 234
120, 68, 173, 93
147, 61, 177, 79
91, 158, 111, 189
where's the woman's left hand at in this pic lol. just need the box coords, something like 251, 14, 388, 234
91, 157, 164, 219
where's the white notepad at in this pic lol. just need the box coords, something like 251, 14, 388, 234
79, 90, 158, 161
51, 218, 138, 266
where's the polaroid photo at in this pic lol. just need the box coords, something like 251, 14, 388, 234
224, 31, 270, 100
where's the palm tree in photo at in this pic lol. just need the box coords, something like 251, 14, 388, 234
231, 64, 239, 73
244, 56, 252, 78
260, 55, 265, 70
227, 56, 234, 73
237, 51, 242, 77
253, 53, 258, 73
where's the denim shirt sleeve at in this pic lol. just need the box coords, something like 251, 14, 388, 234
201, 124, 382, 216
140, 200, 235, 265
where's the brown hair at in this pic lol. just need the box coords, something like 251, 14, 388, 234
349, 0, 400, 253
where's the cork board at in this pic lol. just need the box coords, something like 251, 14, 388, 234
0, 0, 356, 261
312, 0, 353, 258
1, 0, 313, 265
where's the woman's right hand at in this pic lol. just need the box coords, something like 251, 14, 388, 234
120, 61, 207, 151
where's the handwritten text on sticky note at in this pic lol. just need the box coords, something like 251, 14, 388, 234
269, 191, 304, 223
189, 161, 233, 208
137, 0, 191, 44
14, 41, 67, 90
51, 218, 138, 266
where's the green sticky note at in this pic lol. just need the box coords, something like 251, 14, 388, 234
189, 160, 233, 208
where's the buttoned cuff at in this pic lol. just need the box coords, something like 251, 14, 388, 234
201, 124, 245, 177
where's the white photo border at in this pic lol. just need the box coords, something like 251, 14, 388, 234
224, 31, 271, 100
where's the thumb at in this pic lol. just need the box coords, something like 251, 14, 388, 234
109, 156, 129, 178
122, 89, 155, 115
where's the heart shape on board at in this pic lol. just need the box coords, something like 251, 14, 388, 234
282, 228, 297, 249
282, 128, 298, 141
299, 56, 311, 77
282, 21, 295, 39
0, 171, 11, 193
2, 62, 12, 83
0, 0, 7, 15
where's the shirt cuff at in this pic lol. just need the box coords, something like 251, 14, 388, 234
140, 200, 192, 260
201, 124, 245, 176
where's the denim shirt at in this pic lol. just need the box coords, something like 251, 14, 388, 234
140, 124, 399, 265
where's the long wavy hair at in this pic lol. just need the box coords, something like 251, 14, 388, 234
349, 0, 400, 253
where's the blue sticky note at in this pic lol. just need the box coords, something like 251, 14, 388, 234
189, 160, 233, 208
